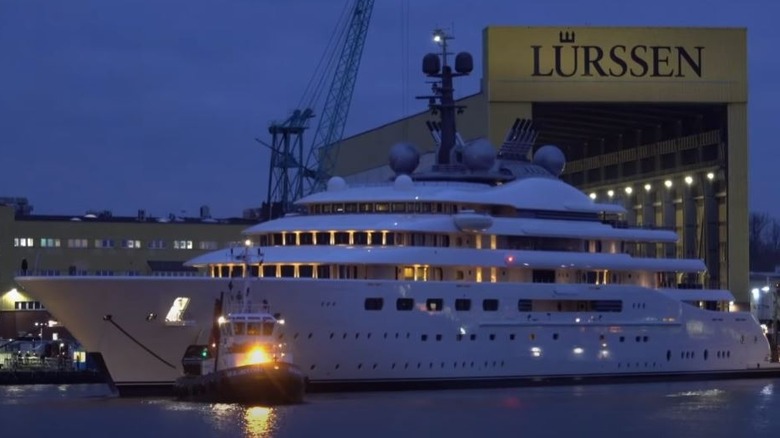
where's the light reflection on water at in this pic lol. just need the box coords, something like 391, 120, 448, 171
1, 380, 780, 437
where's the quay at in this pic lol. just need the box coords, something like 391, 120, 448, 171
1, 343, 108, 385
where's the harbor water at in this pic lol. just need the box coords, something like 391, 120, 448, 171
1, 379, 778, 437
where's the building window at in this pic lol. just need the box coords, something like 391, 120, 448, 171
174, 240, 193, 250
40, 238, 61, 248
199, 241, 218, 250
14, 301, 44, 310
121, 239, 142, 249
95, 239, 115, 249
14, 238, 33, 247
148, 240, 166, 249
67, 239, 88, 248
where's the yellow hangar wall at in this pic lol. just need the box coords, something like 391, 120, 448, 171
334, 26, 748, 304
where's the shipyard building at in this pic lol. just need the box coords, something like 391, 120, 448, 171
334, 26, 748, 304
0, 198, 253, 339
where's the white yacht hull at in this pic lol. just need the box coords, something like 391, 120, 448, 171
15, 276, 776, 390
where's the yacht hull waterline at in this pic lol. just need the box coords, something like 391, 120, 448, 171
15, 276, 779, 391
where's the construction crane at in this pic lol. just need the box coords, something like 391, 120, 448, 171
260, 0, 374, 220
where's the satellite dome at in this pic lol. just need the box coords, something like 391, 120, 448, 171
462, 138, 496, 171
393, 174, 414, 191
388, 142, 420, 175
327, 176, 348, 191
532, 145, 566, 176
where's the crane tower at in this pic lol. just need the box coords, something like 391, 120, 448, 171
262, 0, 374, 220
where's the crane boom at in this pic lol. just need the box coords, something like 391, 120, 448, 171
304, 0, 375, 195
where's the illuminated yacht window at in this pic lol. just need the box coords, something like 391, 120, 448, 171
164, 297, 194, 326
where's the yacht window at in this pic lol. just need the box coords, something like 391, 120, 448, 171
532, 270, 556, 283
412, 233, 425, 246
426, 298, 444, 311
517, 300, 533, 311
262, 321, 274, 336
353, 232, 369, 245
309, 205, 320, 215
271, 233, 284, 246
455, 298, 471, 311
385, 233, 395, 246
284, 233, 296, 246
247, 323, 260, 335
220, 266, 230, 278
259, 235, 269, 246
438, 235, 450, 247
583, 271, 598, 284
391, 203, 406, 213
280, 265, 295, 277
376, 203, 390, 212
420, 203, 432, 213
316, 232, 330, 245
407, 202, 420, 213
360, 203, 373, 213
231, 266, 244, 277
483, 299, 499, 311
334, 232, 349, 245
299, 265, 314, 278
396, 298, 414, 311
233, 322, 245, 335
334, 204, 345, 213
345, 203, 358, 213
316, 265, 330, 279
364, 298, 383, 311
249, 265, 260, 277
262, 265, 277, 278
299, 233, 314, 245
322, 204, 332, 214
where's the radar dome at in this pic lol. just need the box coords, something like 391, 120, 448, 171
388, 142, 420, 175
327, 176, 348, 191
532, 145, 566, 176
393, 174, 414, 191
462, 137, 496, 171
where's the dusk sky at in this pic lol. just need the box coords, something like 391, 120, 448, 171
1, 0, 778, 219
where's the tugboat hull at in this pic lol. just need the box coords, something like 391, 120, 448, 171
175, 362, 305, 405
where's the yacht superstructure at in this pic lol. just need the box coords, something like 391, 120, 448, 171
14, 38, 776, 392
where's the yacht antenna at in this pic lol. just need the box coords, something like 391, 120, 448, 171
416, 29, 473, 168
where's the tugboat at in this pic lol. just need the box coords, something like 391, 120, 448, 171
174, 268, 306, 404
